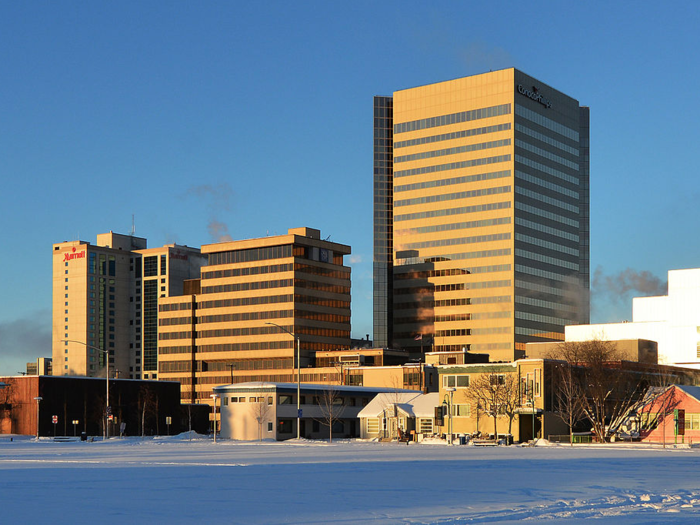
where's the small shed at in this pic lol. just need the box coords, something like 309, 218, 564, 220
358, 392, 439, 440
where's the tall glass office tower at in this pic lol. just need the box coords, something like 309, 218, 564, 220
373, 69, 589, 360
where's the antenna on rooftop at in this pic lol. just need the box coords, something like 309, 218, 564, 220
129, 214, 135, 236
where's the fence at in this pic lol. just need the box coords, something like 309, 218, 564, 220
548, 434, 593, 444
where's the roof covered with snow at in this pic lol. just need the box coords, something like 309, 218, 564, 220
213, 381, 416, 395
358, 392, 439, 418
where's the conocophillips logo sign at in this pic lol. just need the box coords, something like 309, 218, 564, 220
63, 247, 86, 262
517, 84, 552, 109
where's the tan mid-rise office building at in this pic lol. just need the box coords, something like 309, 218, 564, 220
158, 227, 352, 404
374, 68, 590, 360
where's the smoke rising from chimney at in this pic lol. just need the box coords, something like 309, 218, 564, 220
592, 266, 667, 301
184, 183, 235, 243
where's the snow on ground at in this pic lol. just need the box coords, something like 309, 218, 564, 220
1, 436, 699, 524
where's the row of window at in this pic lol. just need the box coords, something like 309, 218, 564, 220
514, 264, 580, 285
199, 294, 293, 308
394, 103, 511, 134
515, 104, 579, 141
394, 185, 511, 208
515, 123, 579, 156
394, 154, 511, 179
515, 217, 579, 242
394, 200, 510, 223
208, 245, 292, 266
202, 263, 293, 280
394, 169, 510, 194
514, 327, 565, 338
394, 264, 511, 280
201, 262, 349, 281
401, 232, 511, 251
395, 248, 511, 267
515, 310, 569, 327
516, 139, 579, 171
515, 249, 580, 271
159, 357, 296, 373
202, 279, 294, 294
516, 170, 579, 199
516, 233, 579, 256
182, 371, 343, 387
395, 295, 512, 311
472, 326, 511, 335
515, 279, 566, 297
396, 310, 512, 326
160, 302, 193, 312
516, 186, 579, 213
516, 201, 579, 228
515, 295, 579, 313
515, 154, 579, 186
394, 123, 511, 150
395, 279, 511, 296
394, 138, 511, 164
159, 340, 350, 357
396, 217, 511, 238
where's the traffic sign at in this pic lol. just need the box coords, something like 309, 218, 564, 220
52, 415, 58, 424
298, 409, 303, 418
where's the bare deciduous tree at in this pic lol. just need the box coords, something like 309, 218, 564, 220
465, 372, 510, 441
550, 359, 586, 445
549, 340, 646, 442
254, 395, 272, 441
138, 386, 156, 437
0, 379, 14, 434
317, 386, 345, 443
498, 373, 521, 438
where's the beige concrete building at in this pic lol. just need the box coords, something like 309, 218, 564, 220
52, 232, 204, 379
213, 382, 392, 441
158, 227, 351, 406
374, 69, 590, 361
436, 360, 551, 442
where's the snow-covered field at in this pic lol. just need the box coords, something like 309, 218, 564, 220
1, 435, 699, 524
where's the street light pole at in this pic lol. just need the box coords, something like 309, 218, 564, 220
445, 387, 456, 445
210, 394, 219, 443
266, 322, 301, 440
60, 339, 110, 439
33, 396, 42, 440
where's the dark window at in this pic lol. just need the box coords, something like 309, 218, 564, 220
277, 419, 292, 434
144, 256, 158, 277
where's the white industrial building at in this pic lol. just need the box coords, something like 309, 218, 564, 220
567, 268, 700, 368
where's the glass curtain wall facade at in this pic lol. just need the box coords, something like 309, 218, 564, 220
373, 69, 589, 360
373, 96, 394, 348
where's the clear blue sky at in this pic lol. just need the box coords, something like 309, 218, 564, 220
2, 1, 700, 375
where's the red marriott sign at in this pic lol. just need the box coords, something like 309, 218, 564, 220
63, 247, 86, 262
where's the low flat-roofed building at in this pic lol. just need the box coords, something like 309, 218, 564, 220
315, 347, 410, 368
343, 363, 438, 393
524, 339, 658, 364
0, 375, 208, 437
425, 349, 491, 366
213, 382, 414, 441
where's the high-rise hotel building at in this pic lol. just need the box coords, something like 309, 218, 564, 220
374, 69, 589, 360
158, 227, 352, 404
53, 232, 205, 379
